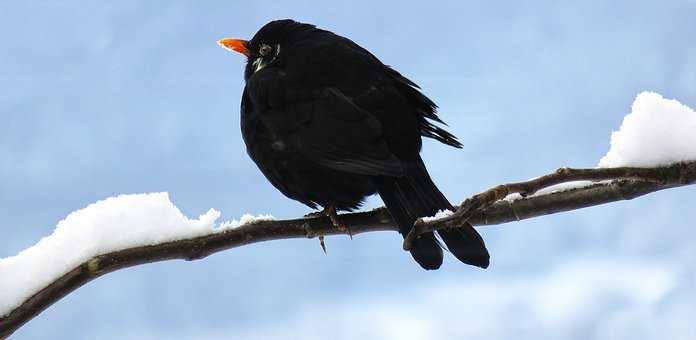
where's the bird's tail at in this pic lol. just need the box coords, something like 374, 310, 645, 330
375, 159, 489, 270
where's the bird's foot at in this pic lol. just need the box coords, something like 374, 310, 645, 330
307, 204, 353, 239
324, 204, 353, 240
325, 204, 353, 239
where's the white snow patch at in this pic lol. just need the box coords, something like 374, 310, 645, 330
599, 92, 696, 167
421, 209, 453, 222
0, 192, 271, 316
219, 213, 275, 230
504, 180, 595, 201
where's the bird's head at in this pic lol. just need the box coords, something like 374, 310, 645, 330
218, 19, 317, 80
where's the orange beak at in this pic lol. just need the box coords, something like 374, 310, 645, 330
217, 38, 250, 57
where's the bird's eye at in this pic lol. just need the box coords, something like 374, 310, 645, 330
259, 44, 272, 56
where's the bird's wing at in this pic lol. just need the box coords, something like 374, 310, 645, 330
245, 68, 404, 177
283, 34, 462, 149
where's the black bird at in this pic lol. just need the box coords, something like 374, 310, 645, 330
218, 19, 489, 269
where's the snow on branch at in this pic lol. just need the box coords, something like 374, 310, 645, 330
2, 91, 695, 338
599, 92, 696, 167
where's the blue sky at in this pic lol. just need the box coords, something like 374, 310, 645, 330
2, 1, 695, 339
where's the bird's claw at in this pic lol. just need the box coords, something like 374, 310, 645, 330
319, 235, 327, 254
329, 214, 353, 239
315, 203, 353, 239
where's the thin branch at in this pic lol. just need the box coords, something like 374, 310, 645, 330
1, 161, 695, 338
404, 162, 696, 249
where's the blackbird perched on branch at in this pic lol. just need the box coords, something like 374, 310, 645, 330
218, 19, 489, 269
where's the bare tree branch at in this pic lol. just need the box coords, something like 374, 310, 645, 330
403, 162, 696, 249
2, 161, 695, 338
